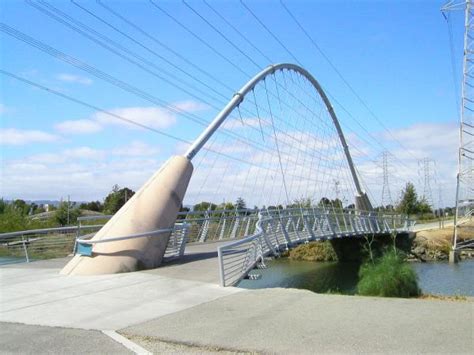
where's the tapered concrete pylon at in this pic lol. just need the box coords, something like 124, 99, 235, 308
61, 156, 193, 275
355, 192, 373, 212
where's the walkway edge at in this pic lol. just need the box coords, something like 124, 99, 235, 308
102, 330, 151, 355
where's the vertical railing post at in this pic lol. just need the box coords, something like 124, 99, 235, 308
178, 224, 189, 257
217, 246, 226, 287
21, 235, 29, 263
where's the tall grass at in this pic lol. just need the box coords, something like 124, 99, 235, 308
357, 250, 421, 298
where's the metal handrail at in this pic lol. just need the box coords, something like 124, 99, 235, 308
0, 225, 101, 240
76, 225, 186, 245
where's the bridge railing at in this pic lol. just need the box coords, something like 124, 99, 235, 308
217, 209, 412, 287
0, 221, 189, 264
0, 208, 412, 267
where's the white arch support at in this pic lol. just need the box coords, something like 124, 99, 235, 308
185, 63, 372, 210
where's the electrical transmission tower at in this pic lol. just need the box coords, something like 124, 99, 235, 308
381, 151, 393, 209
442, 1, 474, 254
418, 158, 435, 208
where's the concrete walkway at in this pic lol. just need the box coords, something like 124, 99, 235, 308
0, 322, 132, 354
0, 242, 239, 331
1, 248, 473, 354
122, 288, 474, 354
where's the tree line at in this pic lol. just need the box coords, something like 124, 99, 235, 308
0, 181, 448, 233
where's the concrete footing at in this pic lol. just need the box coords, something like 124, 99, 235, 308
449, 250, 459, 264
61, 155, 193, 275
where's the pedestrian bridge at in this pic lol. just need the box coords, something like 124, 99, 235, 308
1, 63, 415, 282
0, 207, 412, 286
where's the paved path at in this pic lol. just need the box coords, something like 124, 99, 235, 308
413, 219, 454, 232
123, 288, 474, 354
1, 244, 473, 354
0, 242, 238, 330
0, 322, 132, 354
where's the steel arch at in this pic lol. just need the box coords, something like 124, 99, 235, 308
184, 63, 365, 198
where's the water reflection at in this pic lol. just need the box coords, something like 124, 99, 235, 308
239, 258, 474, 296
239, 259, 360, 294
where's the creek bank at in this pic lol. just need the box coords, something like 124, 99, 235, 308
282, 231, 473, 263
283, 233, 413, 263
412, 225, 474, 262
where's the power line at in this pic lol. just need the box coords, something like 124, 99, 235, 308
0, 69, 292, 171
93, 0, 236, 94
238, 1, 413, 176
0, 22, 209, 128
0, 69, 190, 143
202, 0, 273, 64
68, 0, 229, 103
0, 22, 279, 156
240, 0, 300, 64
28, 0, 225, 109
182, 0, 263, 70
279, 0, 419, 161
149, 0, 252, 79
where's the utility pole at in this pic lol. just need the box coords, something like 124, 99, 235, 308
442, 1, 474, 262
381, 151, 393, 209
67, 194, 70, 225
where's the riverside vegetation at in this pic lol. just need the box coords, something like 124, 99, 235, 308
284, 236, 421, 298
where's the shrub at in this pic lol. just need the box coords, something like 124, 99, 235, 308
357, 250, 420, 298
289, 241, 338, 262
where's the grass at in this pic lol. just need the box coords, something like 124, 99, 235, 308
357, 250, 421, 298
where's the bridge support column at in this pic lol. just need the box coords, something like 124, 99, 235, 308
449, 250, 459, 264
61, 156, 193, 275
355, 192, 373, 211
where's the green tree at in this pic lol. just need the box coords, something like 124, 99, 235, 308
103, 185, 135, 214
288, 197, 312, 209
235, 197, 246, 210
0, 199, 7, 214
397, 183, 418, 215
79, 201, 103, 212
417, 197, 432, 214
54, 201, 81, 226
219, 202, 234, 210
397, 182, 433, 215
12, 199, 29, 215
193, 201, 217, 212
0, 204, 27, 232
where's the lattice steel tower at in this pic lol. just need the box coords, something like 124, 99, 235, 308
442, 1, 474, 251
381, 151, 393, 209
419, 158, 435, 208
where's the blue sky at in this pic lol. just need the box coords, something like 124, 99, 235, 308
0, 0, 464, 207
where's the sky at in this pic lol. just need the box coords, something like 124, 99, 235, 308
0, 0, 464, 208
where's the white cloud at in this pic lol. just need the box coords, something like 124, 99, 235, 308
95, 107, 176, 130
27, 147, 106, 165
54, 119, 102, 134
57, 73, 93, 85
0, 128, 60, 145
353, 121, 459, 208
53, 101, 207, 135
112, 141, 160, 157
174, 100, 209, 112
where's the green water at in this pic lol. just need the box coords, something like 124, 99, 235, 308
239, 258, 474, 296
